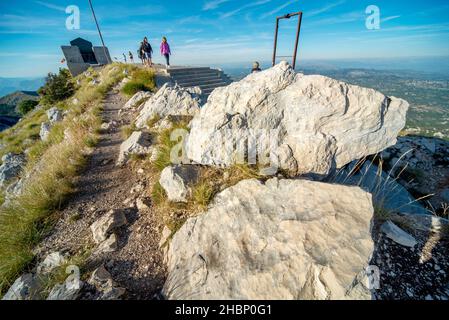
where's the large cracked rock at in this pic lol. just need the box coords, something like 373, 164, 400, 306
135, 83, 202, 128
186, 61, 408, 177
163, 178, 375, 300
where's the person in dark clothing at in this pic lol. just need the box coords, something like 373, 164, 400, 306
129, 51, 134, 64
251, 61, 261, 73
138, 41, 144, 65
141, 37, 153, 67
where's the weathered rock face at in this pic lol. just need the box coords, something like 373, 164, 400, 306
123, 91, 152, 110
0, 153, 25, 187
2, 273, 42, 300
186, 61, 408, 177
135, 83, 202, 128
47, 107, 63, 124
39, 122, 51, 141
37, 252, 66, 275
163, 178, 374, 300
116, 131, 153, 165
159, 165, 199, 203
47, 279, 83, 300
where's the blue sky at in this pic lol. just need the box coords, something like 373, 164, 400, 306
0, 0, 449, 77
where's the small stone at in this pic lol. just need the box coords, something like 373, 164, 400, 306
37, 252, 66, 275
90, 209, 127, 244
95, 234, 118, 254
381, 221, 417, 248
136, 197, 151, 211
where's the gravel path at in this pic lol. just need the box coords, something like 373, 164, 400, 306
37, 86, 166, 299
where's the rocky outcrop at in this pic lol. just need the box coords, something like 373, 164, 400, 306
186, 61, 408, 177
2, 273, 42, 300
123, 91, 152, 110
39, 122, 51, 141
47, 107, 63, 124
116, 131, 154, 165
40, 107, 64, 141
37, 252, 66, 275
163, 178, 374, 300
159, 165, 199, 203
135, 83, 202, 128
47, 280, 83, 300
0, 153, 25, 187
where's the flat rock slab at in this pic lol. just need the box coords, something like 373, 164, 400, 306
163, 178, 375, 300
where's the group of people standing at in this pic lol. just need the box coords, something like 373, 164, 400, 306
129, 36, 171, 68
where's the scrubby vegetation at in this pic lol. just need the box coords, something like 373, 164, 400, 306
0, 63, 128, 295
17, 99, 39, 116
121, 69, 156, 97
38, 69, 75, 105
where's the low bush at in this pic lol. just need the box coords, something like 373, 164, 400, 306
38, 69, 75, 105
121, 69, 156, 97
17, 100, 39, 116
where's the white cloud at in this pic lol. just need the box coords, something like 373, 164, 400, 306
203, 0, 232, 11
220, 0, 272, 19
306, 0, 346, 17
381, 15, 401, 23
260, 0, 297, 19
34, 1, 66, 12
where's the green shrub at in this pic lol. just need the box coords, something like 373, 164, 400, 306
121, 69, 156, 97
121, 81, 148, 96
38, 69, 75, 105
17, 100, 39, 116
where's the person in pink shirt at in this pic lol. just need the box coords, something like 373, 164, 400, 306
160, 36, 171, 68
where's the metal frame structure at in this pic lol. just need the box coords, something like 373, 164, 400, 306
88, 0, 111, 64
272, 11, 303, 69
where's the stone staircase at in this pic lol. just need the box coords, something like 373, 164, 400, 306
166, 67, 232, 97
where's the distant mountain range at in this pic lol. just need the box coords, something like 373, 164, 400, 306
0, 90, 40, 131
0, 77, 45, 97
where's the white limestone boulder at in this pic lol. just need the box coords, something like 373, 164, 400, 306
135, 83, 202, 128
40, 122, 51, 141
186, 61, 408, 177
116, 131, 153, 165
159, 165, 199, 203
163, 178, 375, 300
0, 153, 25, 187
46, 107, 63, 124
123, 91, 152, 110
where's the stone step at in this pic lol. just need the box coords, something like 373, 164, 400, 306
172, 73, 221, 82
168, 68, 215, 76
167, 66, 232, 96
175, 78, 228, 87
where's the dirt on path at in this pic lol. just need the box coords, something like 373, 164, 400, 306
37, 86, 166, 299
